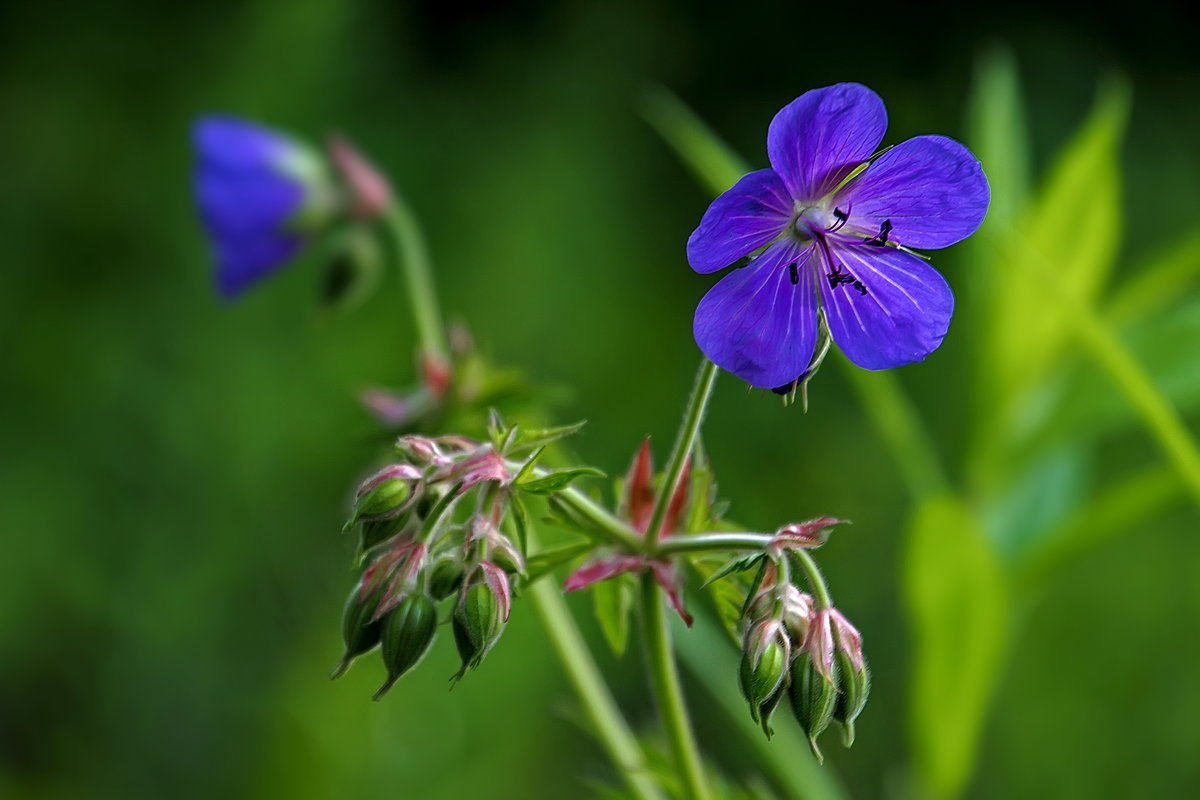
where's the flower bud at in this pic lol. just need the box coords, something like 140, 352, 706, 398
739, 620, 790, 728
788, 655, 840, 763
451, 565, 510, 681
331, 585, 384, 679
428, 558, 465, 601
359, 513, 409, 553
833, 650, 870, 747
373, 593, 439, 700
347, 464, 420, 529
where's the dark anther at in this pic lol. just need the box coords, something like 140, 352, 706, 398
866, 219, 893, 246
829, 206, 850, 233
788, 262, 799, 285
771, 376, 801, 396
827, 263, 866, 295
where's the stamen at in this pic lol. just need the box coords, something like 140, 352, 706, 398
829, 206, 850, 233
866, 219, 893, 246
788, 262, 799, 286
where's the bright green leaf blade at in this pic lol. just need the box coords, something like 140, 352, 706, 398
983, 77, 1129, 406
592, 573, 635, 656
904, 496, 1009, 800
517, 467, 606, 494
966, 45, 1030, 232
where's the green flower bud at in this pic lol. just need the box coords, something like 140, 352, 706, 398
359, 513, 409, 553
451, 564, 510, 681
739, 620, 789, 727
428, 558, 465, 601
789, 656, 840, 763
331, 585, 384, 679
345, 465, 420, 531
833, 650, 870, 747
373, 593, 438, 700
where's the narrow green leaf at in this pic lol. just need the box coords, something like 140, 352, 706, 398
966, 45, 1030, 232
903, 496, 1009, 800
525, 541, 594, 584
511, 419, 589, 455
641, 85, 749, 196
512, 446, 547, 485
518, 467, 606, 495
592, 573, 635, 656
985, 77, 1129, 401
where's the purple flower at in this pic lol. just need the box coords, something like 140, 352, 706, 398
193, 116, 331, 298
688, 84, 989, 389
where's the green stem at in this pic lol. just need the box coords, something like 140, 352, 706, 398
382, 195, 449, 363
656, 532, 775, 556
641, 573, 711, 800
528, 576, 666, 800
791, 549, 833, 609
645, 359, 720, 551
554, 485, 644, 552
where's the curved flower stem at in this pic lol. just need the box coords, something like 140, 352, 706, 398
791, 548, 834, 609
528, 575, 667, 800
657, 532, 775, 556
644, 358, 720, 551
641, 573, 711, 800
382, 194, 450, 365
551, 485, 645, 552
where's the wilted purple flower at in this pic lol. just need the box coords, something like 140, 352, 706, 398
688, 83, 989, 389
193, 117, 332, 298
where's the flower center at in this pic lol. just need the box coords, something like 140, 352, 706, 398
791, 204, 848, 242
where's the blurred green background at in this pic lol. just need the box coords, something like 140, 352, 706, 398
3, 1, 1200, 798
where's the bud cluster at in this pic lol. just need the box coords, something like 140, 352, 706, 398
332, 433, 526, 696
333, 414, 599, 697
737, 560, 869, 761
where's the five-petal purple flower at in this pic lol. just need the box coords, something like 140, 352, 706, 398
193, 117, 328, 298
688, 83, 990, 389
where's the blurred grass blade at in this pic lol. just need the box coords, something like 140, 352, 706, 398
904, 496, 1009, 800
1105, 227, 1200, 323
966, 45, 1030, 232
641, 85, 748, 195
984, 77, 1130, 404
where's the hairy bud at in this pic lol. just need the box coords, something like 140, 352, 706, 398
428, 558, 465, 601
373, 593, 439, 700
789, 654, 840, 763
331, 585, 384, 679
739, 620, 790, 731
451, 564, 510, 681
348, 464, 420, 529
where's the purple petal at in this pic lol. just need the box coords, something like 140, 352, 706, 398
194, 116, 298, 172
687, 169, 792, 273
197, 169, 305, 239
767, 84, 887, 202
835, 135, 990, 249
214, 233, 304, 299
693, 241, 818, 389
819, 242, 954, 370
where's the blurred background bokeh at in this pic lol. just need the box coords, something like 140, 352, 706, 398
3, 1, 1200, 798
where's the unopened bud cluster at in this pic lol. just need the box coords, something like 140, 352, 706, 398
332, 414, 597, 696
738, 560, 869, 761
332, 433, 526, 695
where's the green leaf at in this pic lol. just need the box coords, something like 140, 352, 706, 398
966, 45, 1030, 233
903, 496, 1009, 800
641, 85, 749, 196
510, 420, 588, 455
517, 467, 606, 495
699, 553, 764, 589
592, 572, 635, 656
984, 77, 1130, 403
525, 541, 593, 585
511, 446, 547, 485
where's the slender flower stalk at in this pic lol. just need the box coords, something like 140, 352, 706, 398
644, 359, 720, 550
641, 573, 712, 800
381, 194, 450, 366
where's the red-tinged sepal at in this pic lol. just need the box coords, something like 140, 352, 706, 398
328, 136, 393, 221
649, 560, 693, 627
622, 439, 655, 533
563, 556, 644, 593
770, 516, 848, 551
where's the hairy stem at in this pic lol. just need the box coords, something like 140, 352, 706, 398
529, 576, 666, 800
644, 359, 720, 550
382, 195, 449, 364
641, 573, 711, 800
